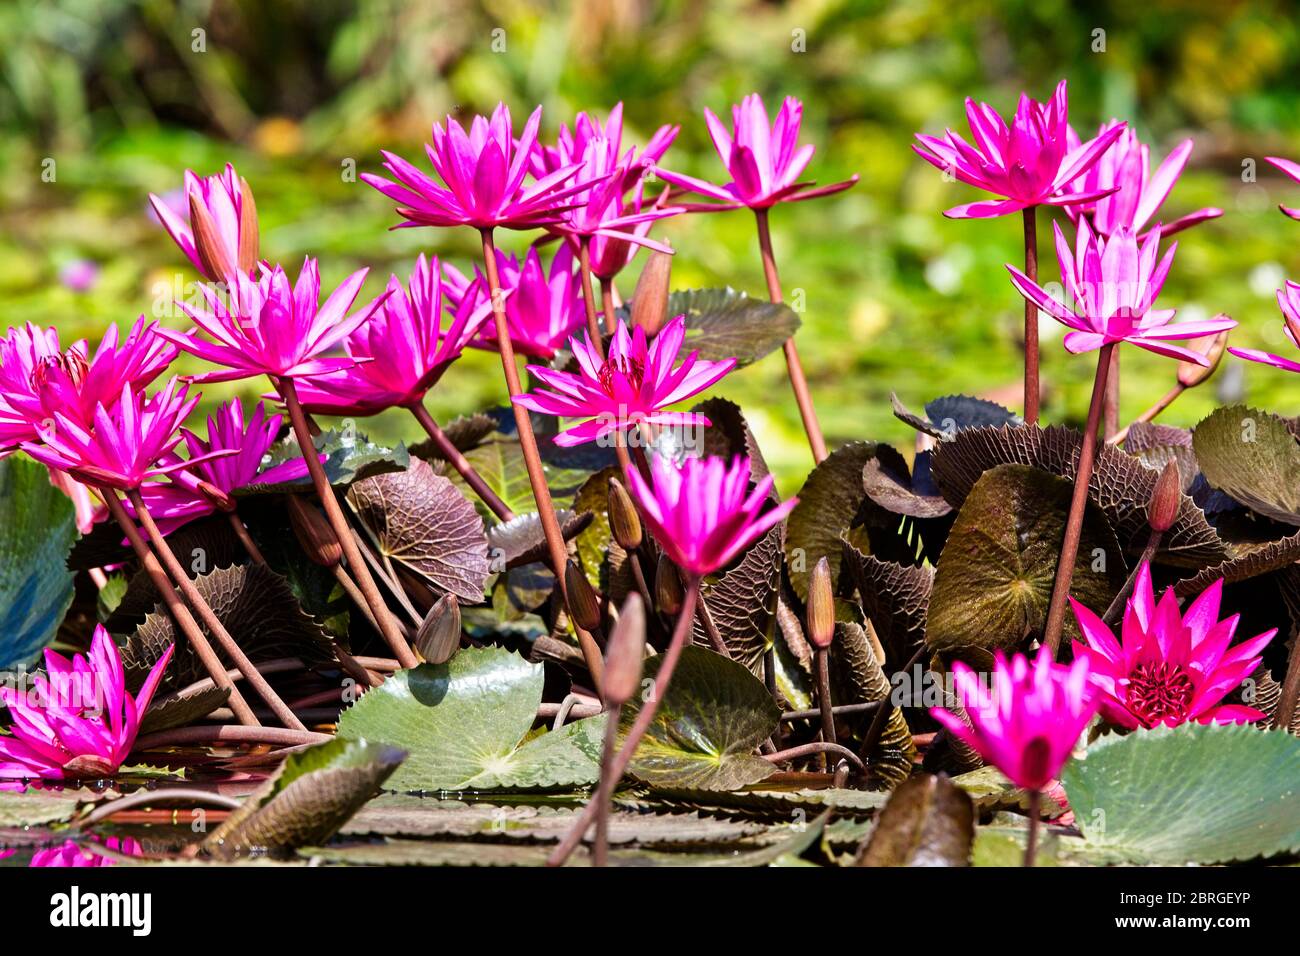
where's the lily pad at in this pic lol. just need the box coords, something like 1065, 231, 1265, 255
347, 457, 491, 602
0, 456, 77, 669
622, 645, 780, 791
842, 538, 932, 663
691, 396, 771, 482
337, 646, 601, 792
1063, 723, 1300, 864
237, 428, 409, 495
665, 287, 800, 367
926, 464, 1123, 654
1193, 404, 1300, 525
694, 525, 782, 674
785, 441, 880, 600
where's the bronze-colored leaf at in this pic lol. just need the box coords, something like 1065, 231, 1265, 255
855, 773, 974, 867
926, 464, 1123, 655
139, 683, 231, 735
347, 457, 491, 602
1173, 528, 1300, 596
862, 455, 952, 518
841, 537, 932, 664
785, 441, 880, 600
1193, 404, 1300, 526
831, 620, 915, 787
693, 525, 782, 674
930, 423, 1227, 567
486, 509, 591, 571
691, 396, 770, 484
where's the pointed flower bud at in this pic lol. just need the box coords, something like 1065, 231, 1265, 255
1148, 460, 1182, 533
565, 560, 603, 632
807, 556, 835, 650
415, 594, 461, 664
607, 477, 642, 550
630, 250, 672, 335
655, 554, 684, 615
603, 594, 646, 706
189, 191, 238, 282
1177, 328, 1229, 388
237, 176, 260, 274
287, 496, 342, 567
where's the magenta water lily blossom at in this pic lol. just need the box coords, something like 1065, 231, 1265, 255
513, 315, 735, 446
1007, 220, 1236, 361
1228, 279, 1300, 373
363, 104, 598, 231
295, 254, 490, 415
914, 80, 1125, 218
623, 453, 796, 578
656, 93, 857, 209
158, 258, 383, 384
1067, 127, 1222, 238
0, 627, 172, 783
933, 647, 1099, 792
1071, 565, 1275, 729
149, 162, 258, 279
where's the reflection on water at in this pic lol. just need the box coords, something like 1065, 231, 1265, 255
1, 835, 142, 867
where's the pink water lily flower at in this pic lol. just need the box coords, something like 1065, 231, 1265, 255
149, 163, 257, 279
295, 255, 492, 416
529, 102, 678, 195
624, 454, 797, 578
0, 626, 173, 783
453, 245, 586, 360
1264, 156, 1300, 220
1007, 220, 1236, 362
22, 379, 232, 491
1070, 564, 1275, 729
1066, 127, 1222, 238
513, 315, 735, 446
29, 836, 142, 867
0, 317, 179, 453
363, 103, 599, 231
655, 93, 858, 210
933, 647, 1099, 792
914, 80, 1126, 218
130, 398, 311, 534
1228, 279, 1300, 373
157, 258, 385, 384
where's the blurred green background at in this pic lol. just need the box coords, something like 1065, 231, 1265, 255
5, 0, 1300, 492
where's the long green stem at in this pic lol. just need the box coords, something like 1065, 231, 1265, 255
1041, 343, 1115, 657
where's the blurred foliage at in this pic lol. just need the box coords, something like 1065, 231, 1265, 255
5, 0, 1300, 490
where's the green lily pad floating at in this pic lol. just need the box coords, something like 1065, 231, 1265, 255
1063, 723, 1300, 864
926, 464, 1123, 654
0, 788, 84, 829
0, 455, 77, 669
1193, 404, 1300, 525
621, 645, 780, 791
639, 287, 800, 368
337, 646, 603, 792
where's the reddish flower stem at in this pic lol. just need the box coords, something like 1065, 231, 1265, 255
815, 646, 835, 771
1022, 206, 1041, 425
599, 276, 619, 335
134, 724, 333, 752
408, 401, 515, 521
592, 705, 621, 867
1042, 343, 1115, 657
547, 577, 700, 867
99, 490, 258, 726
754, 208, 828, 463
125, 488, 307, 732
1103, 348, 1121, 440
1024, 789, 1042, 867
762, 741, 865, 775
694, 591, 731, 658
1275, 630, 1300, 731
277, 377, 418, 669
577, 237, 606, 357
857, 642, 926, 764
226, 511, 266, 564
481, 228, 605, 696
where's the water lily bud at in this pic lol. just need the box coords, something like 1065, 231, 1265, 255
237, 176, 260, 274
807, 556, 835, 650
607, 478, 643, 550
1148, 460, 1182, 533
1177, 328, 1229, 388
655, 554, 684, 615
603, 594, 646, 706
189, 191, 237, 281
287, 495, 342, 567
565, 560, 603, 632
197, 479, 236, 513
630, 250, 672, 336
414, 594, 461, 664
